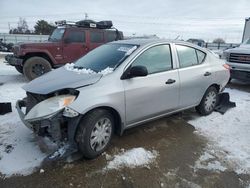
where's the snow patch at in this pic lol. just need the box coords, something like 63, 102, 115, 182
0, 60, 46, 177
189, 88, 250, 174
194, 150, 227, 172
64, 63, 114, 75
105, 148, 157, 170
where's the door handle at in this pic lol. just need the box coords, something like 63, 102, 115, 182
165, 79, 176, 84
204, 72, 211, 76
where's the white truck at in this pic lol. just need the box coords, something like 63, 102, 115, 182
224, 17, 250, 81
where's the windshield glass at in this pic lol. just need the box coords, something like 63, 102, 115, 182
49, 28, 65, 42
243, 38, 250, 45
73, 43, 138, 72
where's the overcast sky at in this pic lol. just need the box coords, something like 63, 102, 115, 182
0, 0, 249, 42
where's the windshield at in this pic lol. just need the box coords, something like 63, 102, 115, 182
73, 43, 138, 72
243, 38, 250, 45
48, 28, 65, 42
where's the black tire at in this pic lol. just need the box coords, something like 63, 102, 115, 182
196, 86, 218, 116
15, 65, 23, 74
75, 109, 114, 159
23, 57, 52, 81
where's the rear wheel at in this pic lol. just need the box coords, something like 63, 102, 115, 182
76, 109, 114, 159
23, 57, 52, 81
196, 86, 218, 115
14, 65, 23, 74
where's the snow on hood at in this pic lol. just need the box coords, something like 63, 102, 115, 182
64, 63, 114, 75
23, 66, 103, 95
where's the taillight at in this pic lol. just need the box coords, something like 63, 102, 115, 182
223, 64, 230, 70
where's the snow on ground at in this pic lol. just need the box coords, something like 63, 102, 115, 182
0, 59, 46, 177
189, 88, 250, 174
105, 147, 157, 170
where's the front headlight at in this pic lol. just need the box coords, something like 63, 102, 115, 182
24, 95, 76, 122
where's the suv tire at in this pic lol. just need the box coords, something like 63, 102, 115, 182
76, 109, 114, 159
15, 65, 23, 74
196, 86, 218, 115
23, 57, 52, 81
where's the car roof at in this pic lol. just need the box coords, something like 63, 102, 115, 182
111, 39, 207, 52
112, 38, 196, 47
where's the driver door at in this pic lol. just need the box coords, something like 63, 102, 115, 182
123, 44, 180, 125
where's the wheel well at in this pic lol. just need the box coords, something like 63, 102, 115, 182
22, 53, 53, 66
209, 84, 220, 92
84, 107, 122, 136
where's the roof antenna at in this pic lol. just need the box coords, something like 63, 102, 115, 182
85, 13, 88, 20
175, 35, 180, 40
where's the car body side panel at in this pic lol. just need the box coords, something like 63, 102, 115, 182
123, 70, 180, 125
68, 73, 126, 125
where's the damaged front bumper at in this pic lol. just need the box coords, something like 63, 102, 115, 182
16, 99, 82, 159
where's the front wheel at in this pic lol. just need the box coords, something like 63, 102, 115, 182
76, 109, 114, 159
23, 57, 52, 81
196, 86, 218, 115
15, 65, 23, 74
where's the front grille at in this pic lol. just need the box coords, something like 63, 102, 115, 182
229, 53, 250, 64
13, 46, 19, 55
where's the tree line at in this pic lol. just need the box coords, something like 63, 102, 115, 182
9, 18, 56, 35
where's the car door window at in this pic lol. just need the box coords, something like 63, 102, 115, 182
176, 45, 198, 68
196, 49, 206, 64
176, 45, 206, 68
132, 45, 172, 74
67, 30, 85, 43
90, 31, 104, 43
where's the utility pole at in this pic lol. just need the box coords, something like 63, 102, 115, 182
85, 13, 88, 20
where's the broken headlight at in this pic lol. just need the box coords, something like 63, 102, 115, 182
24, 95, 76, 122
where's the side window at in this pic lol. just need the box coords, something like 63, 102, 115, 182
196, 50, 206, 64
176, 45, 206, 68
107, 32, 116, 42
90, 31, 104, 43
132, 45, 172, 74
67, 30, 85, 43
176, 45, 198, 68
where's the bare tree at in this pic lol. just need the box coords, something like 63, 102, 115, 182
213, 38, 226, 44
9, 17, 31, 34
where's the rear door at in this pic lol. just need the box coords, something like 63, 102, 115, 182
62, 29, 89, 63
175, 44, 211, 108
123, 44, 180, 125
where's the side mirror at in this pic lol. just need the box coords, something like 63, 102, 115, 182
64, 38, 70, 44
121, 65, 148, 79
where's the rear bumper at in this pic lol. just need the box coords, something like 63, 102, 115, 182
5, 54, 23, 66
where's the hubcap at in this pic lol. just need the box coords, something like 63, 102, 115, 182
32, 64, 46, 76
90, 118, 112, 152
204, 91, 217, 112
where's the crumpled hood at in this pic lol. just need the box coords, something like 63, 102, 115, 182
23, 67, 102, 95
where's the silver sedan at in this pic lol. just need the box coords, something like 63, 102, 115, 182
17, 39, 230, 159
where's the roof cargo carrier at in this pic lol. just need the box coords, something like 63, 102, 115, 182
56, 19, 113, 29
